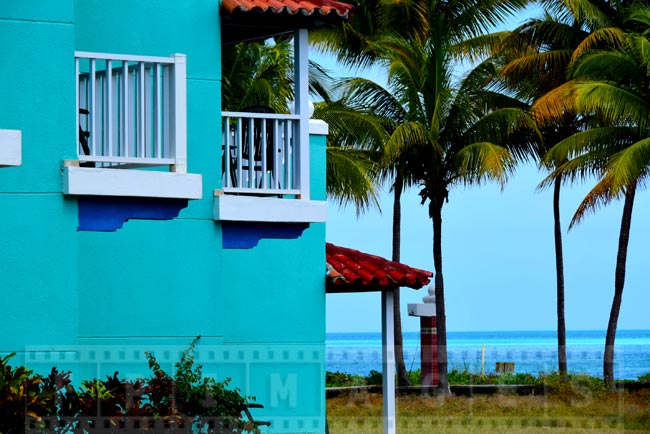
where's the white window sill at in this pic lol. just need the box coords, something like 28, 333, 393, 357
62, 166, 202, 199
213, 193, 326, 223
0, 129, 22, 166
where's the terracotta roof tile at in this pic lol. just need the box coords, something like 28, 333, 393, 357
326, 243, 433, 292
222, 0, 354, 20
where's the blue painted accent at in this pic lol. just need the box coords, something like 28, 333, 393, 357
78, 196, 188, 231
222, 221, 310, 248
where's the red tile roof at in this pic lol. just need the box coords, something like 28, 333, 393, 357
326, 243, 433, 293
222, 0, 354, 19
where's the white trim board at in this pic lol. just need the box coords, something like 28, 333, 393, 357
0, 129, 22, 166
63, 166, 202, 199
214, 194, 326, 223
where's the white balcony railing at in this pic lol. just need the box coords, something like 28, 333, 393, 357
222, 111, 301, 196
75, 52, 187, 172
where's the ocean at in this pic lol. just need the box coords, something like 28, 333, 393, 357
326, 330, 650, 380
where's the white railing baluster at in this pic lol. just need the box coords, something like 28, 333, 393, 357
223, 117, 231, 188
162, 64, 170, 159
273, 119, 280, 190
122, 60, 129, 158
236, 118, 243, 187
138, 62, 145, 158
106, 60, 113, 159
261, 119, 267, 189
89, 59, 97, 157
75, 58, 80, 156
154, 63, 162, 159
285, 120, 292, 189
247, 118, 254, 188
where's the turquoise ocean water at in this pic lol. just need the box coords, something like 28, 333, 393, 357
326, 330, 650, 380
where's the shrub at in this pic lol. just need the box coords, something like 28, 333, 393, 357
325, 371, 366, 387
638, 372, 650, 382
0, 337, 259, 434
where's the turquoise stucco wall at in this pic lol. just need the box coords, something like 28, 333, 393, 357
0, 1, 79, 360
1, 2, 327, 431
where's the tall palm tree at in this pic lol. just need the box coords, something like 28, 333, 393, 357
536, 7, 650, 388
498, 12, 591, 378
361, 34, 539, 392
314, 0, 533, 390
334, 77, 418, 387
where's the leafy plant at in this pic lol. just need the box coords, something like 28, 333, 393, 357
0, 338, 259, 434
638, 372, 650, 383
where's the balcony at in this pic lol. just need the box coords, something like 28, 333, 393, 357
221, 111, 300, 195
215, 112, 327, 223
63, 51, 201, 199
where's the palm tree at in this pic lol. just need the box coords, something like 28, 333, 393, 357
536, 7, 650, 388
313, 0, 534, 390
333, 77, 418, 387
352, 34, 539, 392
498, 11, 591, 378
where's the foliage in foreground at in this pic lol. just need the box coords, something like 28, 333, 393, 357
326, 368, 650, 394
0, 337, 258, 434
327, 388, 650, 433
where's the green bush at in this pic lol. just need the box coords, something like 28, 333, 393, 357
0, 337, 259, 434
638, 372, 650, 382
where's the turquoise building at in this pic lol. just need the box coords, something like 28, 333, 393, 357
0, 1, 352, 432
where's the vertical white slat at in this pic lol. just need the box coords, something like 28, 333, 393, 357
89, 59, 97, 156
170, 53, 187, 173
284, 120, 291, 189
294, 28, 310, 199
236, 118, 243, 188
138, 61, 145, 158
382, 290, 396, 434
143, 64, 151, 158
122, 60, 129, 157
154, 63, 162, 158
223, 117, 231, 188
75, 58, 80, 157
273, 119, 280, 190
261, 118, 267, 189
247, 118, 255, 188
106, 60, 114, 158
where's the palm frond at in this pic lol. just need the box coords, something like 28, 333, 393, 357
452, 141, 514, 188
542, 126, 632, 169
326, 147, 382, 214
569, 175, 622, 228
383, 121, 437, 163
574, 81, 648, 128
532, 81, 578, 124
571, 27, 626, 61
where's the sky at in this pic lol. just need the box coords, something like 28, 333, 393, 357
314, 6, 650, 334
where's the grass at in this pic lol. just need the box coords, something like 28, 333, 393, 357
326, 388, 650, 433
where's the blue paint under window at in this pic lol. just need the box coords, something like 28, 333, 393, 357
78, 197, 188, 231
222, 221, 309, 248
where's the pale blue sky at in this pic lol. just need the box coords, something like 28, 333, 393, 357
315, 7, 650, 334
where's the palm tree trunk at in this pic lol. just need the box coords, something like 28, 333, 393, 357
431, 200, 450, 394
553, 176, 567, 378
604, 181, 636, 390
392, 174, 412, 387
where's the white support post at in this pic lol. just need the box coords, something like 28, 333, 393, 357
382, 290, 396, 434
294, 29, 310, 199
170, 53, 187, 173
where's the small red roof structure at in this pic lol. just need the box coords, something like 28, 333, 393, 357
326, 242, 433, 293
222, 0, 354, 19
221, 0, 354, 44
